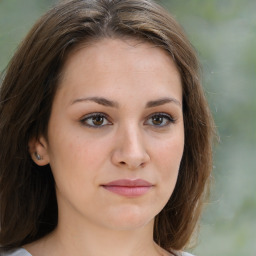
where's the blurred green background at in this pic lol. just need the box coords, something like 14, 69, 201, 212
0, 0, 255, 255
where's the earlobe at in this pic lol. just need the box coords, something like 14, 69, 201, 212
28, 136, 50, 166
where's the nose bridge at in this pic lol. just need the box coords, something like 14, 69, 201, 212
111, 121, 150, 169
123, 123, 143, 152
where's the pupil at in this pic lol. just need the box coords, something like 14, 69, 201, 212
93, 116, 103, 125
153, 115, 163, 125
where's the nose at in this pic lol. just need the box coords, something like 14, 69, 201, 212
111, 125, 150, 170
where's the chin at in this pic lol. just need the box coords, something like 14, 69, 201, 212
102, 206, 156, 231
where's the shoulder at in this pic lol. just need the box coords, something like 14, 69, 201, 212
181, 252, 195, 256
1, 248, 32, 256
162, 249, 195, 256
164, 251, 195, 256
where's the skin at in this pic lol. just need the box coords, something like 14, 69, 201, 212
27, 38, 184, 256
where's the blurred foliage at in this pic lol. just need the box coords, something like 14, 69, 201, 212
0, 0, 255, 255
160, 1, 256, 255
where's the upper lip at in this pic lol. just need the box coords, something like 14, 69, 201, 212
102, 179, 153, 187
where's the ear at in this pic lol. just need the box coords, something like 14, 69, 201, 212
28, 136, 50, 166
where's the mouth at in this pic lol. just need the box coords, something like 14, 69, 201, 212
101, 179, 153, 197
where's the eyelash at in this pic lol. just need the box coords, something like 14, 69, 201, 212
80, 112, 175, 128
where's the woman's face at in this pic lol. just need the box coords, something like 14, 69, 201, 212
38, 38, 184, 230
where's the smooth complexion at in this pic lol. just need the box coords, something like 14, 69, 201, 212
28, 38, 184, 256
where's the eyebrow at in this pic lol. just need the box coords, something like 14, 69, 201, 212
71, 97, 119, 108
145, 97, 181, 108
71, 96, 181, 108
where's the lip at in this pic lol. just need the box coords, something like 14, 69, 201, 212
101, 179, 153, 197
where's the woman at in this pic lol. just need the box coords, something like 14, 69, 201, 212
0, 0, 215, 255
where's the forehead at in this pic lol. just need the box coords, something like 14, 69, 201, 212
56, 38, 182, 105
61, 38, 180, 78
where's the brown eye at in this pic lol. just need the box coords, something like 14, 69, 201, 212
152, 115, 164, 125
92, 116, 104, 126
145, 113, 175, 127
80, 113, 112, 128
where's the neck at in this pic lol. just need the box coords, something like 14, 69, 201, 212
55, 220, 159, 256
25, 215, 165, 256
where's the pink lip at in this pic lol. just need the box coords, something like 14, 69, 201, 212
102, 179, 153, 197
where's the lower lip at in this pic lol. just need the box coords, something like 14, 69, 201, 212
102, 185, 152, 197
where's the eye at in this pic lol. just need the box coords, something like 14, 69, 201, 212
80, 113, 112, 128
145, 113, 175, 127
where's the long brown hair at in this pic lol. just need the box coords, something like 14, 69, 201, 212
0, 0, 215, 253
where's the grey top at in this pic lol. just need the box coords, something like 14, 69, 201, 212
1, 248, 31, 256
1, 248, 194, 256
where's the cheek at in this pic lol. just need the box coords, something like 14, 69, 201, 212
49, 125, 107, 169
158, 135, 184, 167
47, 134, 104, 200
155, 134, 184, 189
47, 130, 114, 195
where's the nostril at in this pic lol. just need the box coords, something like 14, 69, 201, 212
120, 161, 126, 165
